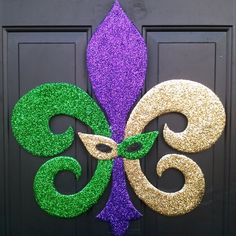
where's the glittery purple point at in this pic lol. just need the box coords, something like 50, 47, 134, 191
97, 157, 142, 236
87, 0, 147, 235
87, 0, 147, 142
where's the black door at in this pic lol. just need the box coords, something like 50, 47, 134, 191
0, 0, 235, 235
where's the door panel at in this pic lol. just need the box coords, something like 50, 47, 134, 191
0, 1, 235, 236
5, 28, 91, 236
143, 26, 230, 236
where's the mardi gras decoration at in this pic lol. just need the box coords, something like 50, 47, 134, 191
11, 0, 226, 235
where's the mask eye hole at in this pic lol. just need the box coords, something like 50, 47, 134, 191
126, 142, 143, 153
96, 144, 113, 153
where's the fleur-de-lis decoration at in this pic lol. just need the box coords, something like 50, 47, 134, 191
11, 1, 226, 236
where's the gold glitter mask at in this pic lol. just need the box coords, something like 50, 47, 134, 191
78, 132, 118, 160
124, 79, 226, 216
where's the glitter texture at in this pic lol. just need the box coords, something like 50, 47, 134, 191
118, 131, 159, 160
78, 132, 118, 160
124, 154, 205, 215
124, 79, 225, 216
34, 156, 112, 217
11, 83, 111, 156
78, 131, 158, 161
125, 80, 226, 153
87, 0, 147, 140
12, 83, 113, 216
87, 0, 147, 235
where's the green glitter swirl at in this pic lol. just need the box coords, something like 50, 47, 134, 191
11, 83, 113, 217
118, 131, 159, 160
11, 83, 111, 157
34, 156, 112, 217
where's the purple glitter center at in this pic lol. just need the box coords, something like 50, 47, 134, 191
87, 1, 147, 235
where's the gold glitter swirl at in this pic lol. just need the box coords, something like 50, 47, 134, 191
125, 79, 226, 153
78, 132, 117, 160
124, 154, 205, 216
124, 79, 225, 215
